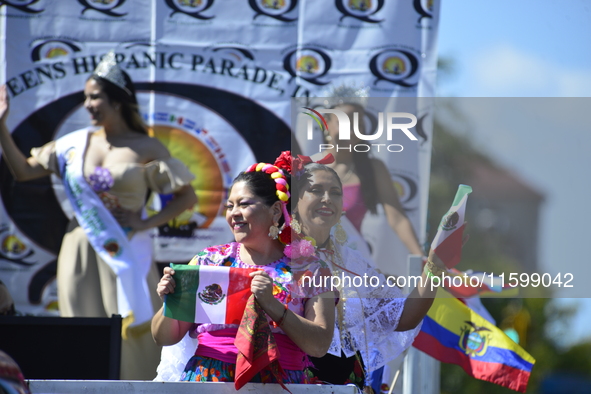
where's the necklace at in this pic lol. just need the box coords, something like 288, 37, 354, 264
319, 239, 370, 376
317, 237, 330, 249
236, 243, 286, 267
318, 241, 354, 356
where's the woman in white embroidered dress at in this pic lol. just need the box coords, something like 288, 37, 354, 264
0, 53, 197, 379
290, 160, 447, 390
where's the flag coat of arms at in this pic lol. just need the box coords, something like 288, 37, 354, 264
431, 184, 472, 268
164, 264, 259, 325
413, 289, 535, 393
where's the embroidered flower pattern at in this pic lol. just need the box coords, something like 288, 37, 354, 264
272, 282, 292, 305
275, 262, 291, 277
99, 192, 120, 211
188, 243, 331, 319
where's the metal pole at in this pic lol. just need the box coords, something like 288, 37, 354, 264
401, 255, 440, 394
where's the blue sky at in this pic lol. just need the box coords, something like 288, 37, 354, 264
437, 1, 591, 98
436, 0, 591, 346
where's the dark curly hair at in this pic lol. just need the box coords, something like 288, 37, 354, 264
231, 170, 292, 225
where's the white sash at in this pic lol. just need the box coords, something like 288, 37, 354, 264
56, 128, 153, 335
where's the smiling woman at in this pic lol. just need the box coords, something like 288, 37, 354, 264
225, 172, 285, 252
292, 164, 344, 246
152, 160, 336, 387
290, 158, 448, 391
0, 50, 198, 380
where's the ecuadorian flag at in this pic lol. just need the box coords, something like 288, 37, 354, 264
164, 264, 259, 325
413, 290, 535, 392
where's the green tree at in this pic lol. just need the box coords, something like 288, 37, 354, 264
428, 107, 585, 393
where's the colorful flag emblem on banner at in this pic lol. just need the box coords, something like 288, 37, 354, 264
431, 184, 472, 268
413, 290, 535, 393
164, 264, 259, 325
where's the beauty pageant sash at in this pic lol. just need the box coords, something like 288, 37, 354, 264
56, 128, 153, 336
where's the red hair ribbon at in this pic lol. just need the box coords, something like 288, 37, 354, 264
290, 153, 335, 177
273, 151, 335, 176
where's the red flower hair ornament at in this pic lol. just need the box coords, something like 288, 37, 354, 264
273, 151, 335, 180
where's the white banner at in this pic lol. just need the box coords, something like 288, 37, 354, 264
0, 0, 439, 314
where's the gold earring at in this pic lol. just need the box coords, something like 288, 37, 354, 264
334, 220, 347, 245
291, 218, 302, 234
268, 222, 280, 240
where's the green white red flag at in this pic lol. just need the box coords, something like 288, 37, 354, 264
431, 184, 472, 268
163, 264, 258, 324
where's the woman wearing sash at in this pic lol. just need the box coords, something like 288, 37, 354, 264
289, 156, 447, 392
152, 160, 335, 388
0, 52, 198, 379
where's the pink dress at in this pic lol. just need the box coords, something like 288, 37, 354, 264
343, 184, 368, 233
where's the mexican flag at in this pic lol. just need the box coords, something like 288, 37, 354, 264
164, 264, 259, 324
431, 184, 472, 268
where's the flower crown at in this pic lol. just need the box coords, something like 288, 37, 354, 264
244, 162, 291, 228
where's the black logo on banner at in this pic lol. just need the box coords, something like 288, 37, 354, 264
283, 47, 332, 86
211, 46, 255, 61
369, 49, 419, 87
392, 174, 418, 211
31, 40, 82, 62
335, 0, 384, 23
413, 0, 433, 22
0, 0, 44, 13
165, 0, 215, 20
248, 0, 297, 22
78, 0, 127, 17
415, 113, 429, 145
0, 226, 35, 266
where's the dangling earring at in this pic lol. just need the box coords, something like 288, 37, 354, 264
334, 220, 348, 245
323, 129, 332, 142
291, 218, 302, 234
268, 222, 280, 240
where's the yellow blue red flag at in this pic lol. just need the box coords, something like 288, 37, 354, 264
413, 289, 535, 392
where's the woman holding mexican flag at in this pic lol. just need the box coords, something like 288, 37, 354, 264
152, 157, 336, 388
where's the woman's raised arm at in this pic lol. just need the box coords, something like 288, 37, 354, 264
0, 85, 52, 181
372, 158, 424, 257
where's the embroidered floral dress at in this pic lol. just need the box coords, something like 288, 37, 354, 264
179, 242, 333, 384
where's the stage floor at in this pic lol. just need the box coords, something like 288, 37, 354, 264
28, 380, 358, 393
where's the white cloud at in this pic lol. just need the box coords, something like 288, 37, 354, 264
465, 44, 591, 97
557, 70, 591, 96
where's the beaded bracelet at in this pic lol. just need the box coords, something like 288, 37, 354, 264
276, 303, 289, 327
423, 264, 436, 279
426, 259, 447, 277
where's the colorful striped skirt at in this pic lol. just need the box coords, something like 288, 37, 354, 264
180, 355, 312, 384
